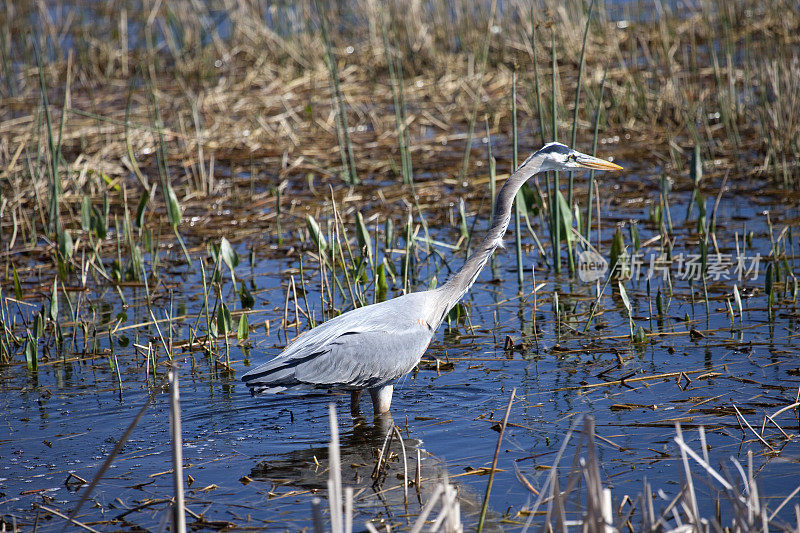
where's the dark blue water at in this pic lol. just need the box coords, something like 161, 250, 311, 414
3, 163, 800, 530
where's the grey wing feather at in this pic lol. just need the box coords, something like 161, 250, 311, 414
241, 292, 435, 394
294, 327, 433, 388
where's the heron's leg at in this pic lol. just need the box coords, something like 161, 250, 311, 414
373, 411, 395, 433
368, 384, 393, 414
350, 390, 363, 415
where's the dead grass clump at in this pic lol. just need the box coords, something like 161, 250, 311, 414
756, 55, 800, 185
517, 416, 800, 532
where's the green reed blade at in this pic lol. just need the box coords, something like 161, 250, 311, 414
315, 0, 358, 185
568, 0, 595, 209
511, 69, 524, 288
458, 0, 497, 183
551, 29, 561, 274
530, 9, 547, 146
33, 38, 61, 235
585, 69, 606, 241
379, 6, 413, 184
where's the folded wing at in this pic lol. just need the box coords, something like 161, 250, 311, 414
241, 307, 434, 394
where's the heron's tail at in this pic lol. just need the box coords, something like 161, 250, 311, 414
246, 383, 309, 396
241, 358, 308, 395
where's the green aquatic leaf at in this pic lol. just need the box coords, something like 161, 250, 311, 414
382, 255, 397, 281
91, 204, 107, 239
656, 288, 664, 317
49, 278, 58, 322
12, 265, 22, 300
135, 188, 150, 228
458, 198, 468, 239
618, 281, 632, 314
34, 312, 44, 338
610, 227, 626, 278
733, 284, 742, 322
237, 313, 249, 341
384, 218, 394, 250
573, 203, 582, 237
220, 237, 239, 286
765, 263, 774, 296
355, 212, 373, 262
629, 221, 640, 251
521, 184, 542, 216
217, 301, 232, 336
556, 190, 574, 243
24, 333, 37, 371
165, 183, 181, 227
649, 204, 662, 225
306, 215, 327, 251
58, 228, 73, 259
691, 144, 702, 185
377, 263, 388, 292
618, 281, 635, 339
55, 322, 64, 351
80, 196, 91, 231
220, 237, 239, 269
239, 283, 255, 309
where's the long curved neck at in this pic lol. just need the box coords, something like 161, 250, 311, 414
431, 154, 547, 324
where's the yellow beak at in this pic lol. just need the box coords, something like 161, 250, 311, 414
576, 154, 623, 171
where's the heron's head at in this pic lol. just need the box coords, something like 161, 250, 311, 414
521, 142, 623, 173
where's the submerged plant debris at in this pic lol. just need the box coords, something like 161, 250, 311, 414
1, 0, 800, 531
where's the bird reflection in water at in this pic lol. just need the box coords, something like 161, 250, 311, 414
249, 413, 486, 524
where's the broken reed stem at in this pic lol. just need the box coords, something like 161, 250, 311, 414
169, 367, 186, 533
392, 425, 409, 504
39, 505, 100, 533
327, 403, 343, 533
733, 404, 775, 451
477, 387, 515, 532
372, 423, 395, 480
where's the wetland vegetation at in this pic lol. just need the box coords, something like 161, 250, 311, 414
1, 0, 800, 530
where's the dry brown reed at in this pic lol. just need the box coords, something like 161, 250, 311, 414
518, 416, 800, 532
2, 1, 800, 262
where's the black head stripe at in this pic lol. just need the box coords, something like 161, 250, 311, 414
537, 143, 571, 156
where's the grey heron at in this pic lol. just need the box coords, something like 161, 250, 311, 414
242, 142, 622, 414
